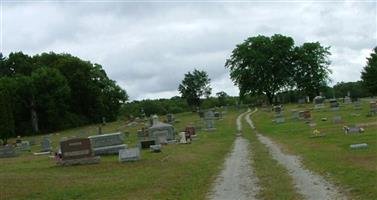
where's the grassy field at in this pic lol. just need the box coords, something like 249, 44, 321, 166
241, 114, 303, 200
251, 100, 377, 200
0, 110, 239, 200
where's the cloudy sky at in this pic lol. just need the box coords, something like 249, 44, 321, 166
1, 0, 376, 100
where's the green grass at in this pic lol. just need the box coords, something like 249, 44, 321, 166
0, 110, 239, 200
251, 101, 377, 200
242, 113, 303, 200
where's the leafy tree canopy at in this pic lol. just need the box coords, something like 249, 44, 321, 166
361, 47, 377, 95
178, 69, 211, 108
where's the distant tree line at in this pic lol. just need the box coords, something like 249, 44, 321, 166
0, 52, 127, 143
120, 94, 237, 119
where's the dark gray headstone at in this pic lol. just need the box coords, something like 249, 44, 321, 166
57, 138, 100, 166
41, 138, 52, 152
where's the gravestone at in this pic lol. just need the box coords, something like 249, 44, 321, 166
41, 137, 52, 152
153, 130, 168, 145
56, 138, 100, 166
343, 126, 364, 134
166, 113, 175, 124
291, 110, 299, 120
139, 140, 156, 149
313, 96, 325, 109
0, 145, 17, 158
19, 141, 31, 152
275, 117, 285, 124
29, 138, 36, 146
298, 98, 305, 105
344, 96, 351, 104
149, 122, 175, 142
369, 101, 377, 115
350, 143, 368, 149
185, 126, 196, 136
150, 144, 162, 152
88, 132, 127, 155
204, 111, 216, 130
353, 100, 362, 110
214, 112, 222, 119
273, 106, 283, 117
303, 110, 311, 121
119, 148, 140, 162
333, 116, 343, 124
329, 99, 339, 111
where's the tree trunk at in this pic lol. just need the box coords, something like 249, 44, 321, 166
30, 97, 39, 133
266, 92, 274, 105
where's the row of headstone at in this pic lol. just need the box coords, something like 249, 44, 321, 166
88, 132, 127, 155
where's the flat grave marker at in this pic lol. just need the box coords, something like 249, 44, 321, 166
119, 148, 141, 162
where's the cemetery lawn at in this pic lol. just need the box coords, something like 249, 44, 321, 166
0, 110, 238, 200
241, 117, 303, 200
251, 101, 377, 200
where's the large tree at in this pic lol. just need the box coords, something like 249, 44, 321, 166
361, 47, 377, 95
0, 52, 128, 136
178, 69, 211, 108
225, 34, 295, 104
293, 42, 331, 98
0, 77, 16, 144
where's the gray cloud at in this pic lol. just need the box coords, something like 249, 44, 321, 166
2, 1, 376, 100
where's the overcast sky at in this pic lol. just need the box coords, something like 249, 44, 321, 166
1, 0, 376, 100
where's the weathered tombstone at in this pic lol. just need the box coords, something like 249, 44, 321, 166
154, 130, 168, 145
185, 126, 196, 136
166, 113, 175, 124
343, 126, 364, 134
291, 109, 299, 120
350, 143, 368, 149
29, 138, 36, 146
41, 137, 52, 152
273, 105, 283, 117
333, 116, 343, 124
309, 122, 317, 128
56, 138, 100, 166
119, 148, 140, 162
298, 98, 305, 105
303, 110, 311, 121
369, 101, 377, 115
0, 145, 17, 158
313, 96, 325, 109
88, 132, 127, 155
354, 100, 362, 110
329, 99, 339, 111
298, 111, 305, 120
150, 144, 162, 152
139, 140, 156, 149
275, 117, 285, 124
20, 141, 31, 152
149, 122, 175, 142
344, 96, 351, 104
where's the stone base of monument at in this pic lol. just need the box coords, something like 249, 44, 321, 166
150, 144, 162, 152
57, 156, 100, 166
33, 151, 51, 156
93, 144, 127, 155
